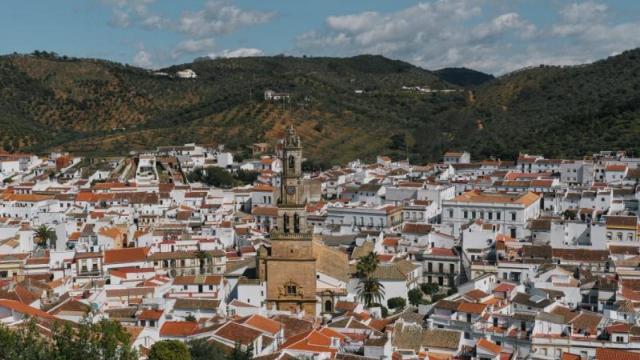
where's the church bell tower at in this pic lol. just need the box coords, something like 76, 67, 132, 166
277, 126, 307, 233
262, 125, 317, 315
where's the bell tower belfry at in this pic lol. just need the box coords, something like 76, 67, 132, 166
261, 125, 317, 315
277, 126, 307, 233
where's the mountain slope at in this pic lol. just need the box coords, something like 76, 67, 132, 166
434, 67, 494, 87
1, 50, 640, 164
0, 53, 463, 165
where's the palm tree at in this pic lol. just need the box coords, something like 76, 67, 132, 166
34, 225, 56, 249
356, 251, 379, 278
356, 276, 385, 308
355, 251, 384, 308
195, 250, 211, 274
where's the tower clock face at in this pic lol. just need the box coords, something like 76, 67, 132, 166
286, 186, 296, 195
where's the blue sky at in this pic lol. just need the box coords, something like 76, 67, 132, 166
1, 0, 640, 74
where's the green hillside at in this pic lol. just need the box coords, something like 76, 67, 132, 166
1, 49, 640, 165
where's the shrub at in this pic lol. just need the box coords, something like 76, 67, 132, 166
387, 297, 406, 309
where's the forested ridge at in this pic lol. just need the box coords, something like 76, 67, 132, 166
1, 48, 639, 166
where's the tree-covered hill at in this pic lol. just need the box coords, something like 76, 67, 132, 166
434, 67, 494, 87
1, 49, 640, 165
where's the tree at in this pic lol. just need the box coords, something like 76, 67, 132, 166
185, 314, 197, 322
187, 339, 226, 360
195, 250, 211, 274
34, 224, 56, 249
356, 276, 385, 308
52, 318, 138, 360
408, 288, 424, 306
356, 251, 379, 278
233, 169, 259, 185
148, 340, 191, 360
562, 209, 577, 220
387, 297, 406, 309
0, 319, 51, 359
0, 318, 137, 360
355, 251, 384, 308
188, 167, 234, 188
420, 283, 439, 295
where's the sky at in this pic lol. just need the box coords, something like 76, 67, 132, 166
1, 0, 640, 74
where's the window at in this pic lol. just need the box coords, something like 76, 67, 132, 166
511, 212, 516, 221
617, 232, 623, 241
607, 232, 612, 240
448, 210, 453, 218
286, 284, 297, 296
616, 336, 625, 343
472, 211, 476, 219
463, 210, 468, 219
496, 212, 501, 220
324, 300, 333, 313
488, 212, 493, 220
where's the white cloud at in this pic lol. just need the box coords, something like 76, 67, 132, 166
178, 1, 276, 36
103, 0, 158, 29
296, 0, 640, 74
209, 47, 264, 58
132, 49, 154, 68
173, 38, 216, 58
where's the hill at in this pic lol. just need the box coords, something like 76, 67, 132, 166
1, 50, 640, 165
434, 67, 494, 87
0, 53, 463, 165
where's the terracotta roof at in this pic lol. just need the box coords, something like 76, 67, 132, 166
464, 289, 489, 301
561, 353, 582, 360
428, 247, 456, 257
173, 275, 223, 286
595, 348, 640, 360
402, 223, 432, 235
215, 321, 262, 345
451, 190, 539, 207
476, 338, 501, 354
457, 302, 487, 314
606, 164, 627, 171
0, 299, 55, 320
239, 314, 282, 335
138, 309, 163, 321
174, 298, 220, 310
160, 321, 199, 337
252, 206, 278, 217
606, 215, 638, 230
104, 247, 149, 264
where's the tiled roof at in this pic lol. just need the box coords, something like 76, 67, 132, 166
402, 223, 432, 235
104, 247, 149, 265
595, 348, 640, 360
160, 321, 199, 337
457, 302, 487, 314
239, 314, 282, 335
138, 309, 163, 321
174, 298, 220, 310
476, 338, 501, 354
451, 190, 539, 207
0, 299, 55, 320
173, 275, 223, 286
215, 321, 262, 345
